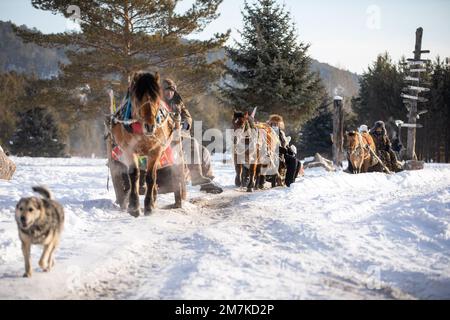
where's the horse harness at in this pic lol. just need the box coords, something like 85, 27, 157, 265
348, 133, 368, 159
111, 100, 181, 150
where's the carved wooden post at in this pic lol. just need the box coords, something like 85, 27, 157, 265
400, 27, 429, 170
332, 96, 345, 168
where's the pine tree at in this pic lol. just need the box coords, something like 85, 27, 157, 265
417, 57, 450, 162
220, 0, 325, 132
0, 72, 27, 146
10, 107, 66, 157
15, 0, 230, 118
297, 97, 333, 158
352, 53, 406, 132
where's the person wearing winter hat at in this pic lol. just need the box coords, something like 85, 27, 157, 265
358, 125, 369, 133
163, 79, 192, 131
268, 114, 302, 187
162, 79, 223, 194
370, 121, 403, 173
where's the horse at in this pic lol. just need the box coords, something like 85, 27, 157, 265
345, 131, 378, 174
110, 72, 181, 217
232, 111, 280, 192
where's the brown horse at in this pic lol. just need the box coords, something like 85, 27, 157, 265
110, 72, 181, 217
232, 111, 280, 192
345, 131, 378, 174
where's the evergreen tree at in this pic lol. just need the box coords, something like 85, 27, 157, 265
10, 107, 66, 157
0, 72, 27, 146
417, 57, 450, 162
15, 0, 230, 118
352, 53, 450, 163
221, 0, 325, 132
352, 52, 406, 132
297, 97, 333, 159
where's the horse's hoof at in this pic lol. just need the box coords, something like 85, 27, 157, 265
247, 188, 254, 193
144, 209, 152, 216
128, 208, 141, 218
174, 202, 182, 209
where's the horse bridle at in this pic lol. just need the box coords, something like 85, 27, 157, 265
136, 100, 181, 149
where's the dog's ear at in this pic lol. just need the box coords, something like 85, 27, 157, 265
155, 72, 160, 84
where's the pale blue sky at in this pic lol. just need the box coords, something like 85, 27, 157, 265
1, 0, 449, 74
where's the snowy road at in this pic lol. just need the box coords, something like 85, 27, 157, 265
1, 156, 450, 300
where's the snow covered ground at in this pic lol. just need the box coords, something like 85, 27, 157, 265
0, 155, 449, 300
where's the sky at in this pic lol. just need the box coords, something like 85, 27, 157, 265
1, 0, 449, 74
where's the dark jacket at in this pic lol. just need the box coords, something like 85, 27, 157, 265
163, 79, 193, 131
165, 92, 193, 130
370, 121, 392, 152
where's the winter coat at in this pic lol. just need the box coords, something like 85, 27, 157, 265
163, 79, 193, 131
370, 121, 392, 152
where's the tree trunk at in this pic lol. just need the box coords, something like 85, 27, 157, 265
404, 160, 425, 171
304, 153, 336, 172
0, 147, 16, 180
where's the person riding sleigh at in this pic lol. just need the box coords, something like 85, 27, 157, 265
159, 79, 223, 194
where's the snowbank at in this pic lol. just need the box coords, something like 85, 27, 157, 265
0, 157, 449, 299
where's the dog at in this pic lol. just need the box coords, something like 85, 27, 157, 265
15, 186, 64, 278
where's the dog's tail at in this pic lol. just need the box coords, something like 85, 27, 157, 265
32, 186, 53, 200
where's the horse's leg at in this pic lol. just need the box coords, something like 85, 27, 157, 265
174, 164, 184, 209
174, 185, 183, 208
256, 165, 264, 189
247, 164, 257, 193
144, 157, 159, 216
127, 155, 141, 218
362, 160, 370, 173
234, 161, 242, 187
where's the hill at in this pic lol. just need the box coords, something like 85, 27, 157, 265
1, 21, 360, 97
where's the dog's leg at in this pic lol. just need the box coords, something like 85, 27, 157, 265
47, 236, 60, 270
21, 240, 32, 278
39, 244, 53, 272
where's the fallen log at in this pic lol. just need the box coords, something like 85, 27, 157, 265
304, 153, 336, 172
404, 160, 425, 171
0, 146, 16, 180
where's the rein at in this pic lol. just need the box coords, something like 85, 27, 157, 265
137, 100, 180, 150
349, 133, 365, 158
109, 98, 181, 154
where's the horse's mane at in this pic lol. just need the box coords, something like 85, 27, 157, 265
233, 111, 245, 119
131, 72, 161, 103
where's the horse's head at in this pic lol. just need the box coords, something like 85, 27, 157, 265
233, 110, 250, 131
345, 131, 360, 152
130, 71, 162, 134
